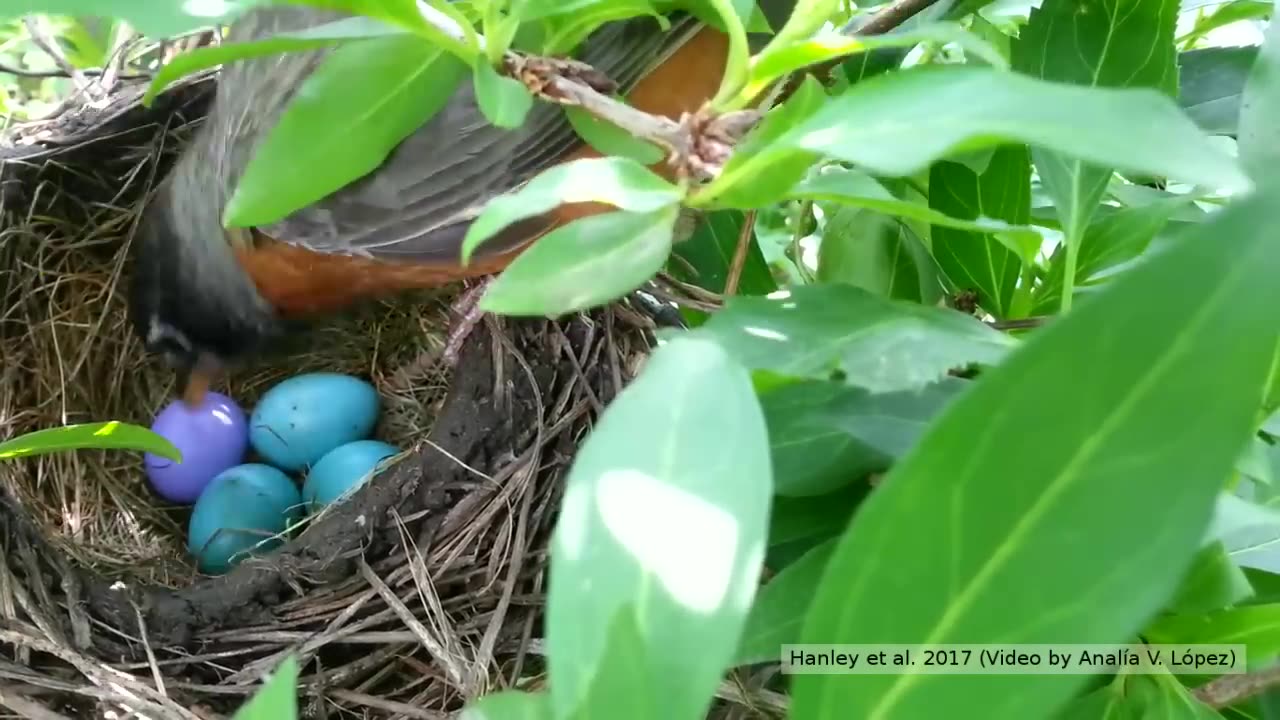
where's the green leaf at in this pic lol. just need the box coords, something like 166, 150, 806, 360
1127, 671, 1225, 719
0, 422, 180, 462
1054, 683, 1132, 720
815, 205, 940, 304
694, 75, 827, 209
1034, 196, 1192, 313
144, 17, 405, 106
461, 691, 552, 720
1012, 0, 1180, 311
716, 67, 1250, 212
473, 58, 534, 129
761, 377, 970, 496
1208, 492, 1280, 574
741, 22, 1007, 105
569, 610, 657, 720
479, 206, 679, 316
1147, 604, 1280, 665
462, 157, 683, 260
666, 210, 777, 297
541, 2, 667, 55
760, 380, 889, 497
224, 35, 469, 228
1181, 0, 1271, 47
692, 283, 1017, 394
790, 181, 1280, 718
1179, 47, 1260, 136
1237, 3, 1280, 181
735, 539, 837, 666
231, 655, 298, 720
1168, 542, 1256, 615
0, 0, 252, 37
546, 336, 772, 720
789, 167, 1041, 248
768, 485, 867, 548
289, 0, 479, 59
564, 106, 666, 165
928, 145, 1032, 319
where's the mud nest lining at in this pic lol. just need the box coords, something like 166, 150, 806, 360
0, 72, 665, 718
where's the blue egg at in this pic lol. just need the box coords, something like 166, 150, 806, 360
187, 464, 303, 574
248, 373, 381, 472
303, 440, 400, 510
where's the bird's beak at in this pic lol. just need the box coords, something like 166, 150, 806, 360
179, 353, 220, 408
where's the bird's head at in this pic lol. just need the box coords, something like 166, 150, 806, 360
127, 176, 284, 407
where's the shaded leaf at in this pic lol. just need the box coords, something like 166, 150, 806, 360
480, 206, 680, 316
463, 157, 682, 259
790, 167, 1041, 248
760, 380, 889, 497
0, 422, 180, 462
1179, 46, 1260, 136
1054, 683, 1133, 720
546, 336, 771, 720
1127, 671, 1225, 719
667, 210, 775, 298
816, 206, 939, 304
790, 181, 1280, 719
693, 283, 1017, 394
929, 145, 1032, 319
1034, 196, 1192, 313
1012, 0, 1180, 311
224, 35, 468, 228
768, 485, 867, 548
735, 539, 838, 666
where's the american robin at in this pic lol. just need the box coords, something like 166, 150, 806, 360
128, 2, 794, 406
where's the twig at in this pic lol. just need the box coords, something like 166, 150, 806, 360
1194, 664, 1280, 709
410, 0, 948, 180
724, 209, 757, 296
850, 0, 946, 35
0, 63, 147, 80
21, 17, 94, 97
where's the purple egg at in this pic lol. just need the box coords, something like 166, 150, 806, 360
144, 392, 249, 504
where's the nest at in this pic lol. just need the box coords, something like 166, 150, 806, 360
0, 70, 668, 718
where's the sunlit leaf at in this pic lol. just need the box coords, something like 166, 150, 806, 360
224, 35, 468, 228
480, 206, 680, 316
0, 422, 180, 462
460, 690, 552, 720
546, 336, 771, 720
462, 157, 683, 260
231, 655, 298, 720
1237, 3, 1280, 181
473, 57, 534, 129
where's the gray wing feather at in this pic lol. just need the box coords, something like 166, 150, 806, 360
194, 6, 703, 263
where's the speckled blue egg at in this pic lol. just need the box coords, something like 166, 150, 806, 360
248, 373, 380, 472
187, 463, 303, 574
303, 440, 399, 510
145, 392, 248, 504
